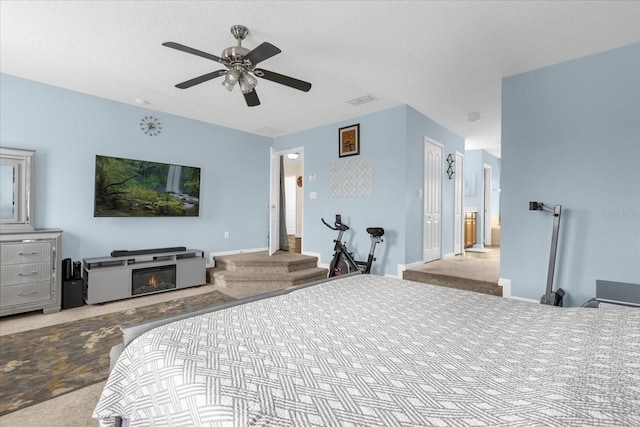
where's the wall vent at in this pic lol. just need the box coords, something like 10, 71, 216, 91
346, 95, 376, 106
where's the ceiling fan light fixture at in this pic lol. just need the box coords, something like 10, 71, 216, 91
239, 72, 258, 94
225, 68, 241, 84
222, 79, 235, 92
163, 24, 312, 107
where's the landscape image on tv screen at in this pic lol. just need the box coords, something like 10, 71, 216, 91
94, 155, 201, 217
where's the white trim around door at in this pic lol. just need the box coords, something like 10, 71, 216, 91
483, 163, 492, 247
454, 151, 464, 255
423, 137, 443, 263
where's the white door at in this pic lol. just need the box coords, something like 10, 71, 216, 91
268, 148, 280, 255
453, 151, 464, 254
483, 165, 492, 246
423, 137, 443, 262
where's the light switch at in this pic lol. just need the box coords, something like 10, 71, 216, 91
309, 192, 317, 199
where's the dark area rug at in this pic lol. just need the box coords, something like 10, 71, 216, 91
0, 290, 235, 415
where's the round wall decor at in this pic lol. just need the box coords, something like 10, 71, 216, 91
140, 116, 162, 136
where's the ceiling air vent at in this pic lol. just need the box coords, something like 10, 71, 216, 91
347, 95, 376, 106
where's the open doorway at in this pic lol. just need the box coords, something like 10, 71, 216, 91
268, 147, 304, 254
283, 151, 303, 253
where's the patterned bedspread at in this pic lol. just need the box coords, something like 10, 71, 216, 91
94, 275, 640, 426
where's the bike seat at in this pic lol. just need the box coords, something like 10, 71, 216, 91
366, 227, 385, 237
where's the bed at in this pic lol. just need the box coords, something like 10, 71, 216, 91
93, 274, 640, 426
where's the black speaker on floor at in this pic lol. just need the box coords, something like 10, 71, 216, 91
62, 279, 84, 309
72, 261, 82, 280
62, 258, 73, 281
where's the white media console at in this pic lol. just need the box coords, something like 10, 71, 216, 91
82, 248, 206, 304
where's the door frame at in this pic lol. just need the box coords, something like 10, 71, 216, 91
423, 137, 444, 263
269, 147, 304, 255
483, 163, 492, 247
453, 151, 464, 255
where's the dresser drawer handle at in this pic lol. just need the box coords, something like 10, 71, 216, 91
18, 271, 38, 276
17, 291, 38, 296
18, 251, 38, 256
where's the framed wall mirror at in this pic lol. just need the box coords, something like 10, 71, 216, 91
0, 147, 35, 231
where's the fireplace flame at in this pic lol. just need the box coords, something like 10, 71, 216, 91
148, 275, 157, 287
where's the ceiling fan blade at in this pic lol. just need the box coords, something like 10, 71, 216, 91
162, 42, 223, 63
244, 42, 281, 66
254, 68, 312, 92
175, 70, 227, 89
243, 90, 260, 107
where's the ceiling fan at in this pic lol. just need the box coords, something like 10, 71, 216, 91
162, 25, 312, 107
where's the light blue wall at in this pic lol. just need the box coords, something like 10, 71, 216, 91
274, 106, 407, 276
463, 149, 501, 246
405, 106, 465, 261
274, 105, 465, 275
0, 74, 271, 262
464, 151, 482, 200
2, 73, 468, 278
501, 43, 640, 306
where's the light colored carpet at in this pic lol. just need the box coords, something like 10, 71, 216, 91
464, 247, 493, 253
0, 283, 225, 336
409, 256, 499, 283
0, 283, 248, 426
0, 290, 235, 416
0, 381, 105, 426
403, 253, 501, 296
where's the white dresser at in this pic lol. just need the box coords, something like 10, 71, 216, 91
0, 229, 62, 316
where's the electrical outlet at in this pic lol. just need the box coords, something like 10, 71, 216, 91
224, 231, 229, 239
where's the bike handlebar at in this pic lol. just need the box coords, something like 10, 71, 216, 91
322, 216, 385, 239
322, 216, 349, 231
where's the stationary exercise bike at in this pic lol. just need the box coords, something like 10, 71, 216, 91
322, 214, 384, 276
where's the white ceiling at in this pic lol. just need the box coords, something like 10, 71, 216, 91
2, 1, 639, 158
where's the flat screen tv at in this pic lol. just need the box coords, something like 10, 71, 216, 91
94, 155, 201, 217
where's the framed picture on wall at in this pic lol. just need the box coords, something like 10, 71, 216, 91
338, 124, 360, 157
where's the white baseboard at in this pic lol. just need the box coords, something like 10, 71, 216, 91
399, 253, 455, 278
508, 296, 539, 304
398, 261, 423, 278
303, 251, 325, 268
498, 278, 538, 303
403, 260, 425, 269
498, 278, 511, 297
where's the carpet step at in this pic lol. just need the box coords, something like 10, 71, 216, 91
207, 251, 328, 297
210, 267, 329, 293
403, 270, 502, 297
213, 251, 319, 274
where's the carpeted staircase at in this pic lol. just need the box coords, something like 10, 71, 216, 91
208, 250, 328, 298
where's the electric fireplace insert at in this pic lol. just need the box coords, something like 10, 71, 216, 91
131, 265, 176, 296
